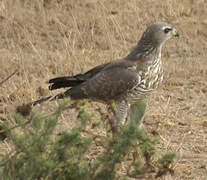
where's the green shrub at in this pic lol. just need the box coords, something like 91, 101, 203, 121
0, 99, 175, 179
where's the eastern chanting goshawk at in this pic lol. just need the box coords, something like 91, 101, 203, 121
33, 22, 179, 127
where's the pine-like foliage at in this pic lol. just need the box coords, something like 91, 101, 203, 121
0, 99, 175, 180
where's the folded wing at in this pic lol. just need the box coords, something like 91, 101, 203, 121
48, 63, 109, 90
63, 64, 140, 101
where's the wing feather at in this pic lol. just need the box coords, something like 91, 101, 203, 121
65, 63, 140, 101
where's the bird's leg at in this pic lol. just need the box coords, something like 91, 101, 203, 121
127, 98, 147, 126
128, 99, 147, 161
110, 100, 129, 136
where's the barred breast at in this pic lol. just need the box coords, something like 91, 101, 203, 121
128, 57, 163, 104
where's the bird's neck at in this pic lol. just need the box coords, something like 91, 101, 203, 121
126, 42, 163, 63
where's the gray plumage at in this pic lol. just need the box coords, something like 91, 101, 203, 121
33, 22, 179, 125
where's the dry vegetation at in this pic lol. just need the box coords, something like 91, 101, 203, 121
0, 0, 207, 179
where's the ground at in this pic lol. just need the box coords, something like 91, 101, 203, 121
0, 0, 207, 179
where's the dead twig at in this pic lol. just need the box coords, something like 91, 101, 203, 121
0, 70, 18, 87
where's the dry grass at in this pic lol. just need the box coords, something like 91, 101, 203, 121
0, 0, 207, 179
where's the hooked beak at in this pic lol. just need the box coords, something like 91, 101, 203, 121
172, 28, 179, 37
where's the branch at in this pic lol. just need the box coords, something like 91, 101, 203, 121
0, 70, 18, 86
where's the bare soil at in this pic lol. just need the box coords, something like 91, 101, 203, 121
0, 0, 207, 179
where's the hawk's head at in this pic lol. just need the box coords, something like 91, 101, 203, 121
141, 22, 179, 47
